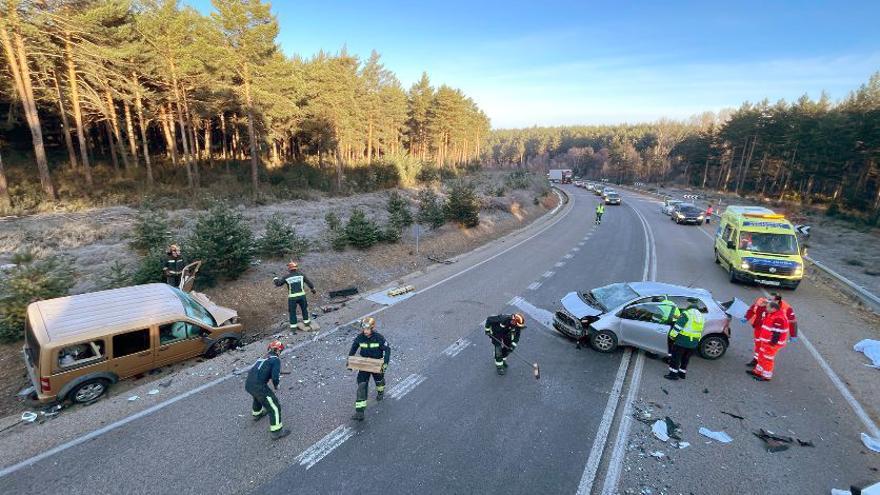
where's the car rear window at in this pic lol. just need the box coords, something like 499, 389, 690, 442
668, 296, 709, 313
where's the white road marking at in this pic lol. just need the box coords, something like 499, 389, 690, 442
564, 254, 574, 259
578, 242, 585, 246
509, 297, 556, 329
576, 349, 632, 495
555, 262, 566, 268
572, 247, 580, 252
527, 281, 542, 290
443, 339, 471, 358
600, 351, 646, 495
294, 425, 356, 470
388, 374, 427, 400
542, 270, 555, 278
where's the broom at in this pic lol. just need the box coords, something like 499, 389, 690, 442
487, 332, 541, 380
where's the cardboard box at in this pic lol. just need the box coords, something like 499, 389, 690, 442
346, 356, 384, 373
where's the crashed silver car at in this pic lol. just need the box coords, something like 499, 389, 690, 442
553, 282, 731, 359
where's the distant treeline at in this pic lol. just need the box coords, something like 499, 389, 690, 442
0, 0, 490, 209
485, 73, 880, 218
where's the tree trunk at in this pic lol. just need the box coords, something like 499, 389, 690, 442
243, 68, 260, 194
159, 103, 178, 167
172, 97, 194, 188
0, 11, 56, 200
65, 33, 92, 186
204, 118, 213, 167
51, 71, 78, 170
132, 73, 152, 187
232, 113, 241, 160
104, 88, 130, 170
701, 156, 710, 189
181, 85, 199, 188
123, 100, 138, 167
367, 119, 373, 162
0, 147, 10, 211
219, 112, 228, 161
105, 120, 119, 171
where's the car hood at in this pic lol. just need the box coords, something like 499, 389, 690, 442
189, 291, 238, 325
561, 292, 604, 318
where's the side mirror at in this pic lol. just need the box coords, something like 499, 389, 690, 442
726, 240, 735, 249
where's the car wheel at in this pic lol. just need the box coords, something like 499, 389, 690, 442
590, 330, 618, 353
728, 268, 738, 284
206, 337, 238, 358
699, 335, 728, 360
714, 249, 720, 264
69, 378, 110, 404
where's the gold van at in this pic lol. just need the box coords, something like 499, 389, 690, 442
22, 283, 243, 404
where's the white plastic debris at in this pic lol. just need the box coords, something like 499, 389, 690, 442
21, 411, 37, 423
652, 420, 669, 442
649, 451, 665, 459
147, 389, 160, 396
854, 339, 880, 369
16, 386, 35, 397
861, 433, 880, 453
677, 442, 690, 449
699, 427, 733, 443
128, 395, 140, 402
831, 489, 851, 495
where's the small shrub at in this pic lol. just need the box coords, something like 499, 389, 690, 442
103, 260, 133, 289
417, 189, 446, 229
130, 248, 168, 285
505, 170, 531, 190
344, 209, 380, 249
187, 202, 254, 286
331, 230, 349, 251
417, 166, 441, 184
130, 208, 171, 254
444, 181, 480, 228
325, 211, 341, 231
387, 192, 413, 230
258, 213, 308, 259
379, 222, 402, 243
0, 252, 76, 342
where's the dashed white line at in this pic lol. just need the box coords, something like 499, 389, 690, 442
542, 271, 555, 278
564, 254, 574, 259
510, 297, 556, 329
578, 242, 585, 246
572, 247, 580, 252
442, 339, 471, 358
388, 374, 427, 400
555, 262, 566, 268
294, 425, 356, 470
527, 281, 542, 290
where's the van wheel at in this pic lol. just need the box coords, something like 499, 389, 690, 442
69, 379, 110, 404
728, 268, 739, 284
206, 337, 238, 358
590, 330, 618, 353
714, 249, 720, 264
699, 335, 728, 360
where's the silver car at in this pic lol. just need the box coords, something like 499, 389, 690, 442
661, 199, 684, 215
552, 282, 731, 359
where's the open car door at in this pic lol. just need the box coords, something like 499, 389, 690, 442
178, 260, 202, 293
720, 297, 748, 320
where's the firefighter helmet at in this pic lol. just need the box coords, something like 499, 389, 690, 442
287, 260, 298, 270
268, 340, 285, 354
360, 317, 376, 330
511, 313, 526, 328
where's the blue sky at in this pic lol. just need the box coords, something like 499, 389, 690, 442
186, 0, 880, 128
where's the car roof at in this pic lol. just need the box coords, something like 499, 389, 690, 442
628, 281, 711, 298
28, 283, 187, 346
676, 203, 697, 208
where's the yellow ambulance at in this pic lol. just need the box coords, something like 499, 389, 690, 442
713, 206, 804, 290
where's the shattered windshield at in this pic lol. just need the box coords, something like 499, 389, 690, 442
738, 231, 799, 255
590, 283, 639, 311
172, 288, 216, 327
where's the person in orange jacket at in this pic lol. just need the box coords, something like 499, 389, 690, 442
744, 296, 769, 367
771, 292, 798, 343
749, 301, 791, 381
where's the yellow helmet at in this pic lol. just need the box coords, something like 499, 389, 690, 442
360, 317, 376, 330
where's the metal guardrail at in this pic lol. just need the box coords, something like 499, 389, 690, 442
620, 183, 880, 314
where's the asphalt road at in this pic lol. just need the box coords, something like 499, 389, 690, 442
0, 184, 876, 495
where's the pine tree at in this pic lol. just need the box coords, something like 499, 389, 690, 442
187, 202, 254, 284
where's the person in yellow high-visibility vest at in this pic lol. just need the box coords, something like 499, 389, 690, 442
273, 261, 316, 333
664, 298, 705, 381
595, 203, 605, 225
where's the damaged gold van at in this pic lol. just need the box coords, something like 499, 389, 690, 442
22, 283, 242, 404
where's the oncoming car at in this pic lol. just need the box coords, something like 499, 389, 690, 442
552, 282, 731, 359
604, 192, 621, 205
671, 203, 704, 224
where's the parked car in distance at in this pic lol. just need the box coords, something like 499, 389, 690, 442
604, 192, 621, 205
23, 283, 243, 404
574, 180, 583, 187
671, 203, 705, 224
661, 199, 684, 215
552, 281, 731, 359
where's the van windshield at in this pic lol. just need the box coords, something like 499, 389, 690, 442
172, 288, 216, 327
739, 231, 799, 255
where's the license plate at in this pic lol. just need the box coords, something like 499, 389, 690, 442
759, 280, 781, 286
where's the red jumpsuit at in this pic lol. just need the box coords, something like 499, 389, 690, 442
778, 300, 798, 339
744, 297, 768, 360
753, 309, 790, 380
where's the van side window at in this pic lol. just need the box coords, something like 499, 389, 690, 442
58, 340, 105, 369
722, 224, 734, 243
668, 296, 709, 314
113, 329, 150, 358
159, 322, 201, 345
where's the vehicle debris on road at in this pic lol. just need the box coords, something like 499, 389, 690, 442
699, 427, 733, 443
652, 420, 670, 442
754, 428, 795, 452
853, 339, 880, 369
721, 410, 746, 420
861, 433, 880, 453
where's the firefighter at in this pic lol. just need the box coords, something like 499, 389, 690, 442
664, 299, 705, 381
744, 295, 770, 367
749, 301, 791, 382
651, 296, 681, 364
246, 340, 290, 440
163, 244, 186, 287
273, 261, 317, 333
485, 313, 526, 375
595, 203, 605, 225
349, 317, 390, 421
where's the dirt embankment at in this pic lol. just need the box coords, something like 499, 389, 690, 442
0, 172, 558, 418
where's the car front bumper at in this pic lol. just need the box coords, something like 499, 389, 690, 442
737, 270, 801, 288
553, 311, 584, 339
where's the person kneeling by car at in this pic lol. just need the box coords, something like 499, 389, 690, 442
664, 299, 705, 381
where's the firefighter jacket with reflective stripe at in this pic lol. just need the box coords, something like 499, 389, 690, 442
758, 310, 790, 347
246, 354, 281, 391
485, 314, 521, 346
778, 300, 798, 338
669, 309, 705, 349
273, 269, 315, 298
349, 332, 390, 364
654, 301, 681, 325
165, 257, 186, 274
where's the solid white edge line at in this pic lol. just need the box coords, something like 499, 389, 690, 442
0, 184, 577, 479
600, 351, 645, 495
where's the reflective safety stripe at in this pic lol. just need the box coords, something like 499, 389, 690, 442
359, 343, 369, 348
679, 310, 705, 340
368, 343, 380, 348
354, 400, 367, 409
495, 361, 504, 366
376, 385, 385, 392
266, 396, 282, 431
252, 408, 266, 416
286, 275, 306, 298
